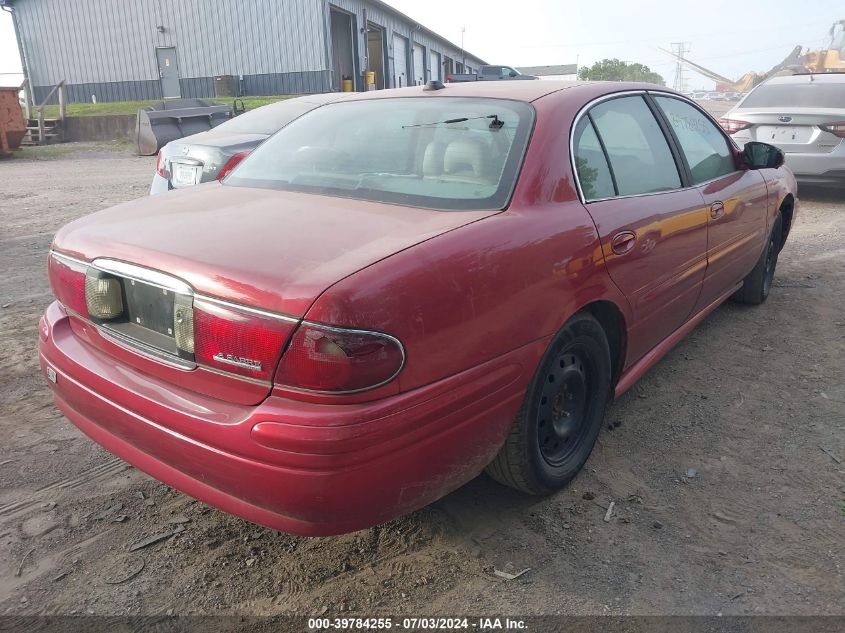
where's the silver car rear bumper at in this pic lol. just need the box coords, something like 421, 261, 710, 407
784, 149, 845, 186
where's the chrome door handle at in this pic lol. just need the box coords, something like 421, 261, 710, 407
610, 231, 637, 255
710, 202, 725, 219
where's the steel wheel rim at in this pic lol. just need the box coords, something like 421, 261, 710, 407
537, 348, 592, 467
763, 236, 776, 296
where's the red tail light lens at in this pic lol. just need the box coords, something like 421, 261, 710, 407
48, 253, 88, 315
718, 118, 752, 135
820, 121, 845, 138
217, 150, 252, 180
275, 322, 404, 393
156, 151, 167, 177
192, 298, 296, 381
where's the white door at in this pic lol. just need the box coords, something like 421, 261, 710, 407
430, 51, 441, 81
392, 34, 408, 88
412, 43, 425, 85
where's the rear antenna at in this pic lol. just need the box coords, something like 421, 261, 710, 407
488, 115, 504, 129
423, 80, 446, 91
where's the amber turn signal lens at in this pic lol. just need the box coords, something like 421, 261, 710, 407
84, 272, 124, 320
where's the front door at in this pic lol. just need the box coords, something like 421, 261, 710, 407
156, 47, 181, 99
573, 94, 709, 363
651, 95, 769, 311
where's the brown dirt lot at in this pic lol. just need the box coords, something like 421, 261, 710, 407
0, 144, 843, 618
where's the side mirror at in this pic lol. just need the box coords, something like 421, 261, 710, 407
743, 141, 785, 170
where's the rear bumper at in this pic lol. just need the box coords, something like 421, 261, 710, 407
148, 173, 171, 195
38, 302, 540, 536
784, 151, 845, 186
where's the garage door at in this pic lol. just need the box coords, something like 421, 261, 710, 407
392, 34, 408, 87
412, 43, 425, 85
430, 51, 441, 81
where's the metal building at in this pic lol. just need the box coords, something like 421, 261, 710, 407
1, 0, 485, 103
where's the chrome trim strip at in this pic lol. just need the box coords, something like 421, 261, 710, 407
91, 259, 193, 295
50, 251, 89, 269
193, 294, 300, 323
275, 320, 406, 395
96, 323, 197, 371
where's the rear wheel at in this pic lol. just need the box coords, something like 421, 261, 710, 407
732, 214, 783, 305
485, 312, 612, 494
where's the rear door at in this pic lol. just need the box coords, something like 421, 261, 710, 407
155, 47, 181, 99
573, 94, 709, 363
651, 95, 768, 312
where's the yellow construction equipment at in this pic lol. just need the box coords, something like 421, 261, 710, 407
659, 19, 845, 92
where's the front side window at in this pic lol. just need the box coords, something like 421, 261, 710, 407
225, 97, 534, 211
654, 96, 735, 184
588, 96, 681, 196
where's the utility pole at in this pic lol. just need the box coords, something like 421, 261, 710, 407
670, 42, 690, 93
461, 26, 466, 68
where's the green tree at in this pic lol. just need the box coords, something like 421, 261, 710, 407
577, 59, 666, 85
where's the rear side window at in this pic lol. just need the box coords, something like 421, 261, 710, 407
589, 96, 681, 196
740, 81, 845, 108
654, 96, 736, 184
573, 117, 615, 201
214, 99, 319, 135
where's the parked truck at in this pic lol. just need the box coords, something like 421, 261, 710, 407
446, 65, 538, 82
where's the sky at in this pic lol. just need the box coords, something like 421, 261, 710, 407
1, 0, 843, 90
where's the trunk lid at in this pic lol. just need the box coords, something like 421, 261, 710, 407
729, 107, 845, 154
52, 183, 495, 404
55, 182, 495, 316
164, 133, 267, 187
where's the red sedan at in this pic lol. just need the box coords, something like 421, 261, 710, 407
39, 81, 797, 536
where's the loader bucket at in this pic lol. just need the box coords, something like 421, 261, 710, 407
136, 99, 233, 156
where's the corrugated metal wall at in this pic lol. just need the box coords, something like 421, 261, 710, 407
13, 0, 486, 102
327, 0, 485, 88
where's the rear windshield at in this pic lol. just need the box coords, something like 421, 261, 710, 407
225, 97, 534, 210
741, 82, 845, 108
213, 99, 321, 135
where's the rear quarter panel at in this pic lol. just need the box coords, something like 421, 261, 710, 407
302, 92, 632, 396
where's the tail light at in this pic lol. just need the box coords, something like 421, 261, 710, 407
820, 122, 845, 138
217, 150, 252, 180
275, 322, 404, 393
46, 252, 403, 392
156, 151, 167, 177
191, 298, 295, 381
48, 253, 88, 315
718, 118, 752, 135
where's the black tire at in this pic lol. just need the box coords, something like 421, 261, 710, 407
485, 312, 612, 495
732, 214, 783, 305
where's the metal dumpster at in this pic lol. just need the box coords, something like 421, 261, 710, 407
136, 99, 233, 156
0, 85, 27, 155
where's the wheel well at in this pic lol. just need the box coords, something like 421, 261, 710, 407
583, 301, 626, 387
778, 194, 794, 251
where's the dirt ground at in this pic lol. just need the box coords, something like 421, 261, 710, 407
0, 144, 843, 618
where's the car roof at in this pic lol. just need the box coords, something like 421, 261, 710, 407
327, 80, 680, 104
761, 72, 845, 85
